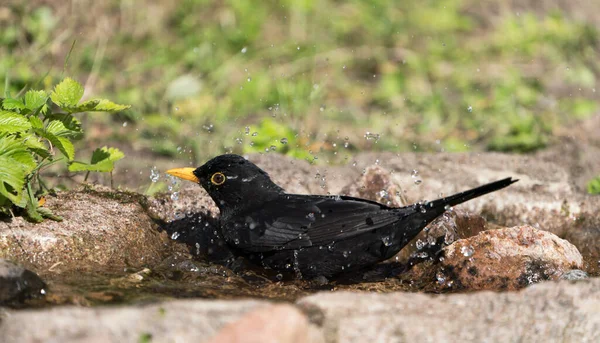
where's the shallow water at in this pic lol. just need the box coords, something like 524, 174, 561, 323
16, 254, 445, 309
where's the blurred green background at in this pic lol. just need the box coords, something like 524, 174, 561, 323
1, 0, 599, 190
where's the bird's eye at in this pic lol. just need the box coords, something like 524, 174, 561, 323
210, 172, 226, 185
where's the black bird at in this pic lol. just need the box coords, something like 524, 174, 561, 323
167, 154, 516, 279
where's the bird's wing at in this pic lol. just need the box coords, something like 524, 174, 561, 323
226, 195, 410, 251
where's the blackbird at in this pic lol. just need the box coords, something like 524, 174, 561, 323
167, 154, 517, 279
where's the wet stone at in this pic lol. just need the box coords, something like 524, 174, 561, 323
436, 225, 583, 291
0, 185, 181, 274
0, 259, 46, 305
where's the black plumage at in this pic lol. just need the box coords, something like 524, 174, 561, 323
167, 154, 517, 278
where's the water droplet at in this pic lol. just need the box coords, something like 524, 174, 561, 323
319, 105, 326, 112
461, 245, 474, 257
252, 132, 258, 136
247, 77, 251, 82
269, 145, 277, 151
280, 138, 288, 144
343, 251, 349, 258
364, 132, 380, 142
344, 142, 349, 148
382, 236, 393, 246
275, 273, 283, 281
444, 205, 452, 211
150, 167, 160, 182
436, 272, 446, 284
170, 192, 179, 201
306, 213, 315, 221
378, 190, 388, 198
241, 47, 247, 53
171, 231, 180, 240
235, 138, 243, 144
467, 105, 473, 113
122, 122, 128, 127
416, 239, 426, 250
327, 243, 335, 252
244, 127, 250, 135
414, 179, 422, 185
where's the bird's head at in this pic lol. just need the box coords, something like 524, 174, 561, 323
166, 154, 284, 212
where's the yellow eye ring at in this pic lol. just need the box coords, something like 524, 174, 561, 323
210, 172, 226, 185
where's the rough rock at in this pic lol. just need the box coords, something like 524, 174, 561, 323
206, 304, 322, 343
2, 279, 599, 342
297, 277, 600, 343
0, 299, 269, 343
437, 225, 583, 290
0, 186, 181, 274
340, 165, 407, 207
0, 259, 46, 305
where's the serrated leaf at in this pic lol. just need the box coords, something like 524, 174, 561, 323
65, 99, 99, 113
29, 116, 44, 129
69, 146, 124, 172
50, 77, 84, 107
22, 134, 50, 158
2, 98, 25, 111
92, 146, 124, 163
0, 135, 37, 204
0, 111, 32, 133
88, 99, 131, 112
65, 99, 131, 113
34, 122, 75, 160
45, 113, 82, 133
24, 90, 49, 114
46, 119, 77, 138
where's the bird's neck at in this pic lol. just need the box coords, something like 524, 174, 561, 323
215, 183, 284, 216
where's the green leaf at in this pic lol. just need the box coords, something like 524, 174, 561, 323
25, 199, 44, 222
0, 135, 37, 204
64, 99, 131, 113
0, 111, 32, 133
587, 176, 600, 195
46, 118, 79, 138
45, 113, 82, 133
34, 120, 75, 160
69, 146, 124, 172
29, 116, 44, 129
2, 98, 25, 111
37, 207, 63, 221
50, 77, 84, 107
22, 134, 50, 158
87, 99, 131, 112
24, 90, 48, 114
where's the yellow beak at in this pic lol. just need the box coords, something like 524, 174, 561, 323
166, 167, 199, 183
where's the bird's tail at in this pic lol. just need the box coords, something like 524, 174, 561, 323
404, 177, 518, 231
380, 177, 517, 260
424, 177, 517, 211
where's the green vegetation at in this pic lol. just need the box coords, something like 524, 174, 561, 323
1, 1, 599, 188
0, 77, 130, 221
588, 176, 600, 195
